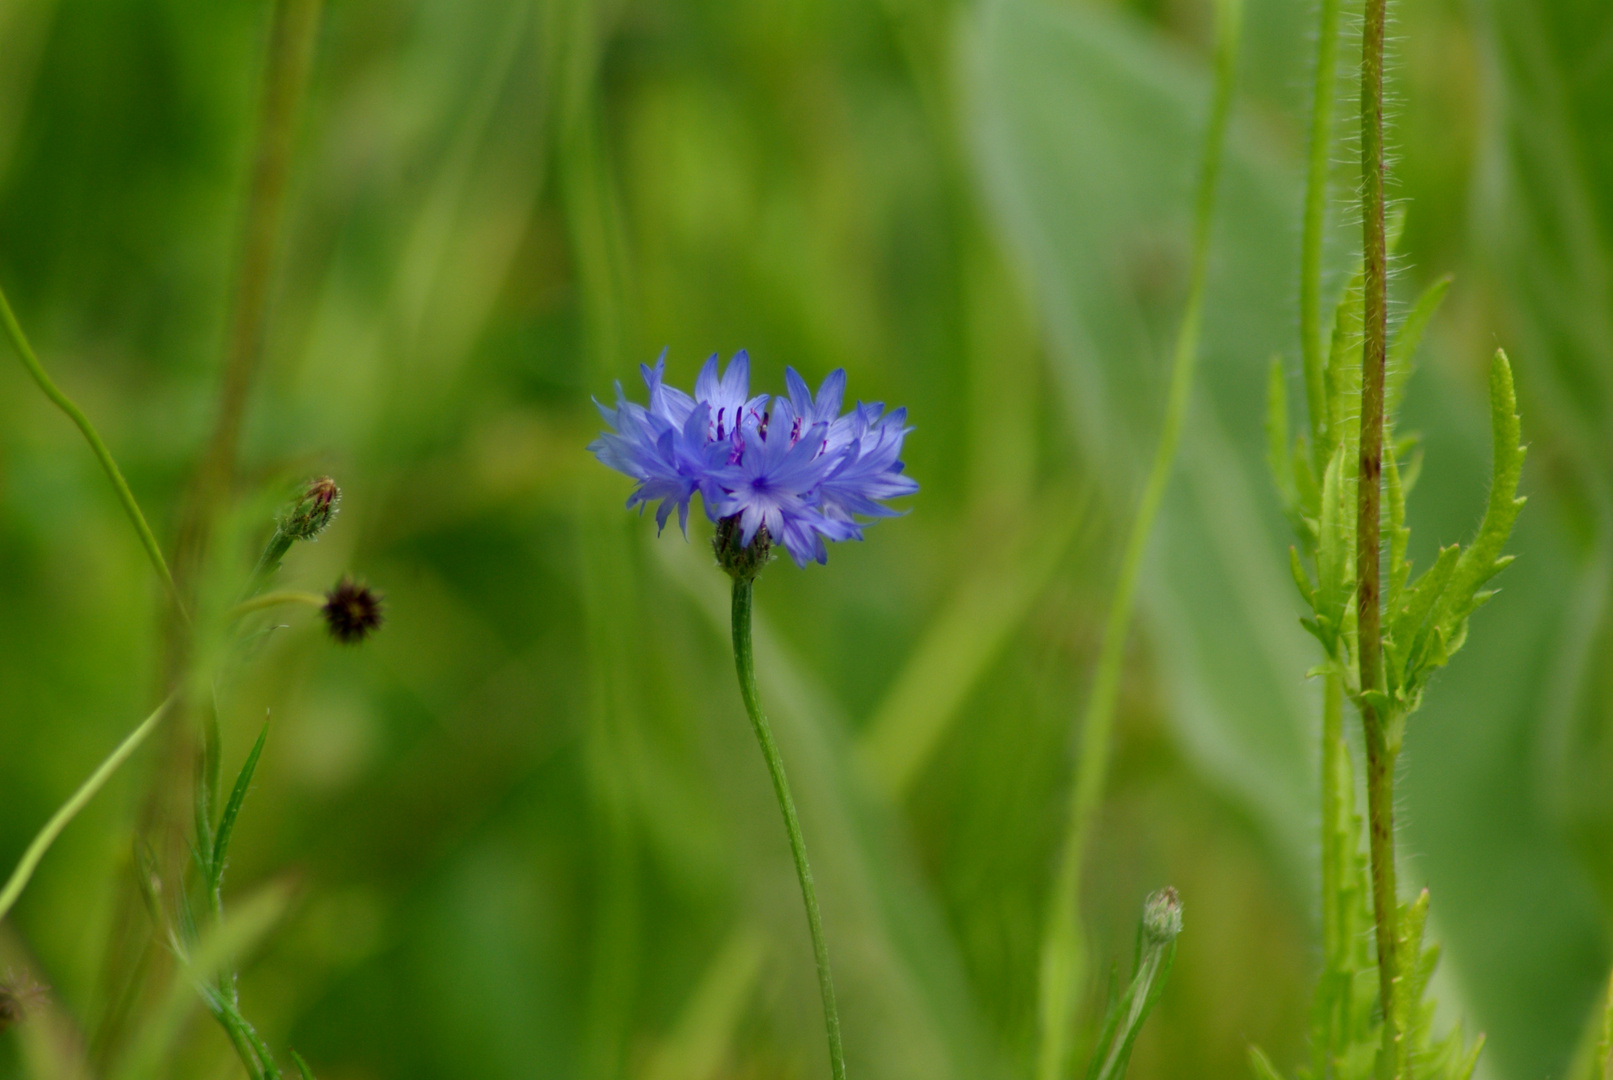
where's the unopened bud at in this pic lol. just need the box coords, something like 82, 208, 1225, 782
1142, 886, 1182, 944
279, 476, 341, 541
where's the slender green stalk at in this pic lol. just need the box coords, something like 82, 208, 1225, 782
0, 696, 176, 923
1034, 2, 1240, 1076
1300, 0, 1343, 461
730, 579, 846, 1080
0, 285, 183, 615
248, 528, 297, 593
229, 589, 326, 621
1318, 673, 1345, 966
1356, 0, 1398, 1074
175, 0, 323, 585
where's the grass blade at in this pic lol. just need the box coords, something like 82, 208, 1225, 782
0, 696, 176, 923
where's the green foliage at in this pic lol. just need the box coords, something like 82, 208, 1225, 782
1263, 318, 1500, 1075
1, 0, 1608, 1077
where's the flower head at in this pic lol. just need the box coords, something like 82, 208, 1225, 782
323, 577, 385, 644
589, 352, 916, 573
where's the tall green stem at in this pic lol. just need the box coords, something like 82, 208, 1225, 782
0, 285, 183, 615
1300, 0, 1342, 464
1034, 2, 1240, 1076
730, 579, 846, 1080
1357, 0, 1398, 1074
176, 0, 323, 584
1318, 673, 1345, 968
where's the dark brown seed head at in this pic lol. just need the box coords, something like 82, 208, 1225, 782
322, 577, 384, 644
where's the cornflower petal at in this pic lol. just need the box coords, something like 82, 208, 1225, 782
591, 350, 916, 568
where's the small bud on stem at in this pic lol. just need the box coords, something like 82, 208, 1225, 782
280, 476, 340, 541
250, 477, 342, 591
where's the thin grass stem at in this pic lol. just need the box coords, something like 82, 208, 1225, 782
229, 590, 326, 621
0, 285, 184, 617
730, 578, 846, 1080
0, 696, 176, 923
1301, 0, 1343, 462
1033, 2, 1241, 1076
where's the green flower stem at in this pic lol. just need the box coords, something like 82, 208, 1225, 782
0, 284, 184, 618
1300, 0, 1343, 461
1319, 672, 1347, 965
1356, 0, 1399, 1073
190, 0, 323, 517
1035, 1, 1240, 1076
229, 589, 326, 621
249, 527, 297, 593
730, 579, 846, 1080
0, 695, 176, 923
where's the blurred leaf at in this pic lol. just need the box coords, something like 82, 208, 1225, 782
640, 925, 767, 1080
856, 483, 1093, 798
966, 0, 1317, 892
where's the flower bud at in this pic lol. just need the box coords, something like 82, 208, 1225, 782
1142, 886, 1183, 945
322, 577, 384, 644
279, 476, 341, 541
713, 515, 773, 581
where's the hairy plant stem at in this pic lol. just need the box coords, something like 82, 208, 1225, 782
730, 579, 846, 1080
1357, 0, 1398, 1074
0, 285, 184, 617
1034, 2, 1240, 1075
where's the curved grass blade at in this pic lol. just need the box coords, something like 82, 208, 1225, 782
0, 695, 176, 922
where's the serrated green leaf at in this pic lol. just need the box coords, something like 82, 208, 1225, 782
1386, 447, 1411, 612
1293, 433, 1322, 527
1426, 351, 1526, 664
1385, 273, 1453, 419
1317, 443, 1350, 653
1290, 546, 1316, 608
1392, 544, 1460, 669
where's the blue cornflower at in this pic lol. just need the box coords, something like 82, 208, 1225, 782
589, 351, 916, 574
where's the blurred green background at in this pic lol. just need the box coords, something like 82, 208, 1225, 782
1, 0, 1611, 1077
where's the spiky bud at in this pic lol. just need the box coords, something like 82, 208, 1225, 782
279, 476, 341, 541
322, 577, 384, 644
